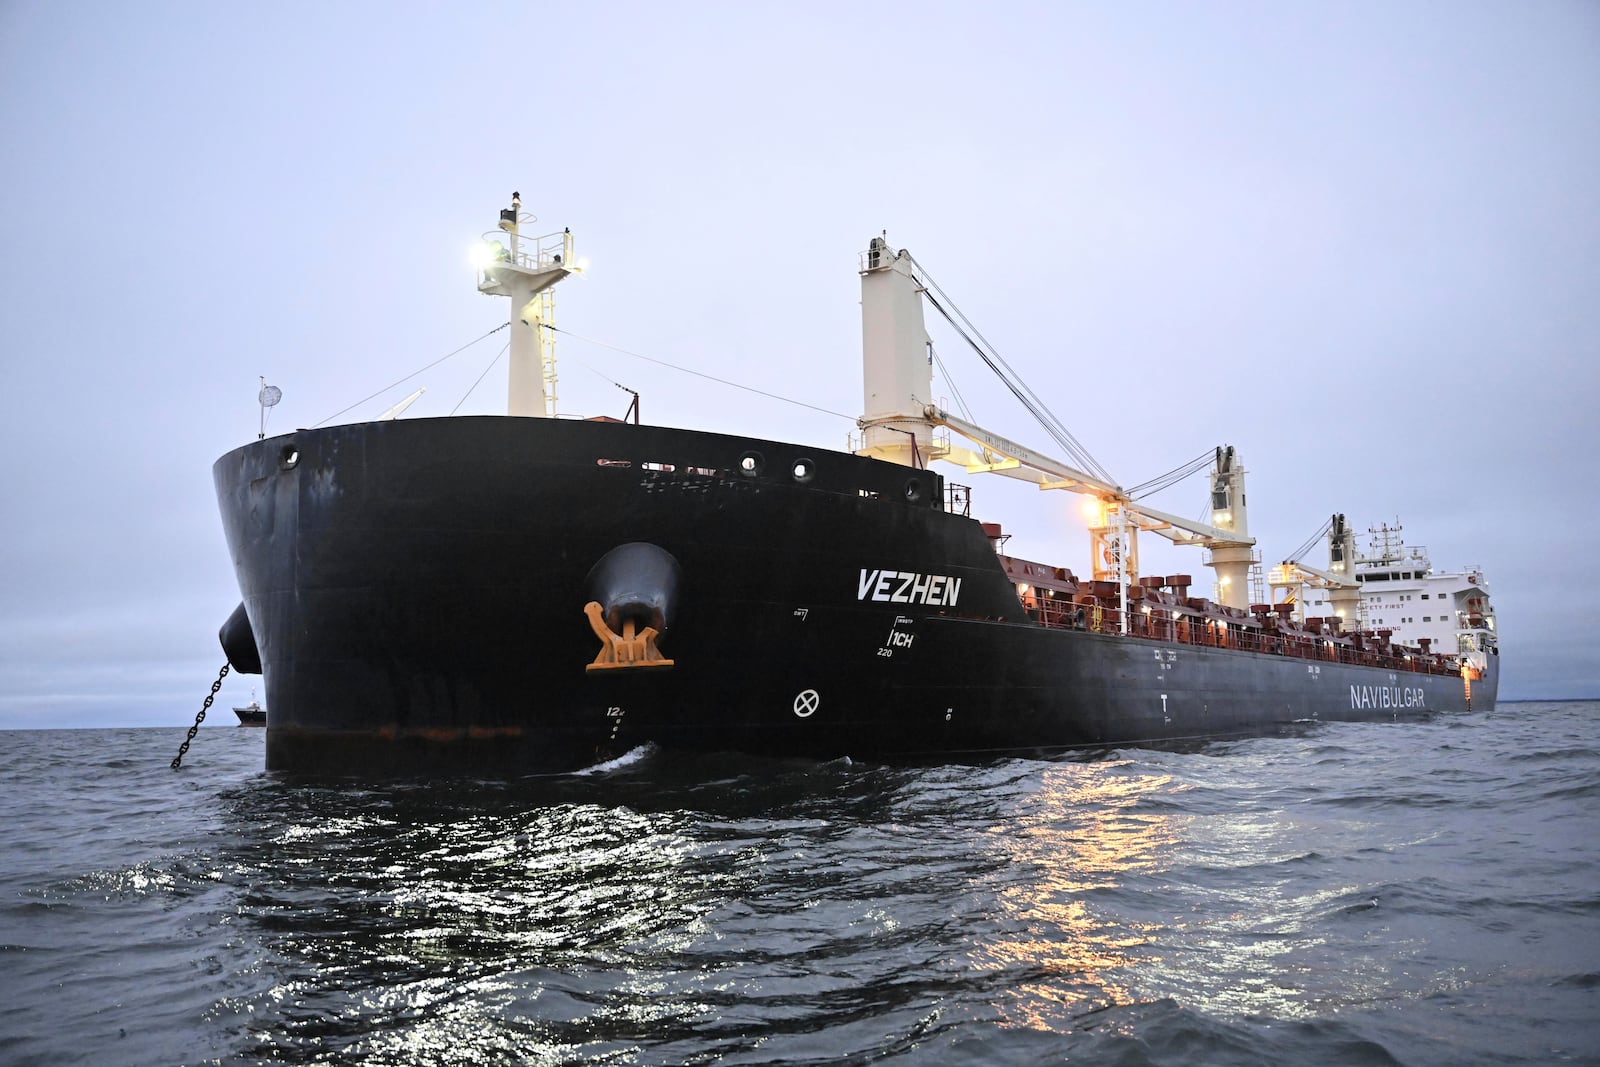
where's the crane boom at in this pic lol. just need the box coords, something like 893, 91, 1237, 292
929, 407, 1120, 495
927, 406, 1253, 547
1276, 560, 1357, 589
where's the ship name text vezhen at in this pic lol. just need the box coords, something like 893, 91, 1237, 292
1349, 685, 1426, 710
857, 569, 963, 606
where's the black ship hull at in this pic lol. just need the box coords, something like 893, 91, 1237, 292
214, 417, 1499, 776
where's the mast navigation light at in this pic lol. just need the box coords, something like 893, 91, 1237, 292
469, 240, 506, 270
499, 191, 520, 231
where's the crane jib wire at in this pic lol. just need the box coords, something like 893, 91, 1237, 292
1288, 517, 1334, 564
921, 291, 1115, 486
911, 256, 1105, 475
908, 254, 1117, 488
1127, 450, 1214, 500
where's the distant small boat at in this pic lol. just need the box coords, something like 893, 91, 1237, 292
233, 699, 266, 727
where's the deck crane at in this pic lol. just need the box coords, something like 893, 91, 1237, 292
1269, 513, 1362, 628
853, 238, 1259, 629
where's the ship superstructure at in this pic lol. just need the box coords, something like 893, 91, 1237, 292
1295, 521, 1498, 681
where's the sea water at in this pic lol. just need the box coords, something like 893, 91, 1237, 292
1, 702, 1596, 1066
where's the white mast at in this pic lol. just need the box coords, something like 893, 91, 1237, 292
1204, 445, 1255, 610
473, 192, 577, 417
857, 236, 936, 468
1326, 513, 1362, 627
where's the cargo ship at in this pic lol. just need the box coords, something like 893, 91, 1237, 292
212, 197, 1499, 776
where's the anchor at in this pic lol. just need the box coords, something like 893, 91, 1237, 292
584, 601, 674, 672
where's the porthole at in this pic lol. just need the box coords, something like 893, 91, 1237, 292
903, 477, 926, 504
738, 451, 764, 477
279, 446, 300, 471
791, 457, 815, 484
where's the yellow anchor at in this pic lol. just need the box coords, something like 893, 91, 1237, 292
584, 601, 675, 672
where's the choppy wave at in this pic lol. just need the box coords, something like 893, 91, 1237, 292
1, 702, 1597, 1066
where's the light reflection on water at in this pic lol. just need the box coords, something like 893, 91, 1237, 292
965, 750, 1484, 1029
969, 761, 1186, 1028
223, 781, 766, 1062
217, 753, 1450, 1059
9, 711, 1592, 1066
225, 757, 1234, 1059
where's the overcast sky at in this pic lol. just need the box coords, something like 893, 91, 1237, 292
2, 1, 1596, 729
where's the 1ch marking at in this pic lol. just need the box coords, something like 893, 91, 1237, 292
880, 617, 916, 657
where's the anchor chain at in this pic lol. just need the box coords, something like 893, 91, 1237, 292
171, 663, 230, 769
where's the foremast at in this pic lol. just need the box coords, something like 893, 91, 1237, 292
472, 192, 578, 417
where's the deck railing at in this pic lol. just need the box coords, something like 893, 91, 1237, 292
1019, 595, 1457, 677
